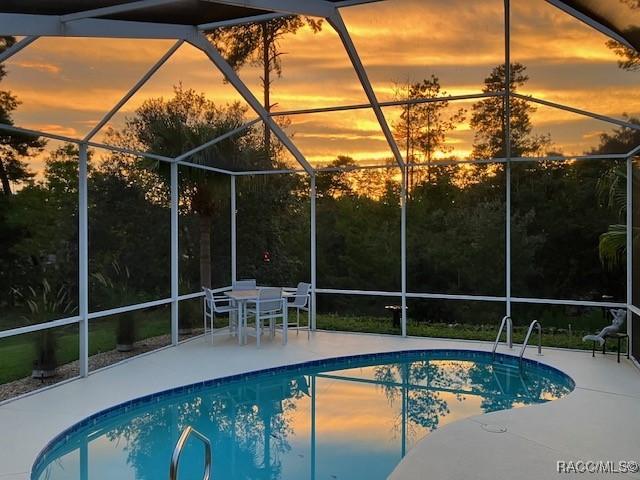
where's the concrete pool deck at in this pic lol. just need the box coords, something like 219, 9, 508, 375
0, 331, 638, 480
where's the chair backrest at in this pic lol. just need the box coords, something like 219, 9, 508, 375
203, 287, 214, 303
293, 282, 311, 307
259, 287, 283, 313
234, 279, 257, 290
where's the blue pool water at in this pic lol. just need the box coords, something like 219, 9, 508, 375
33, 350, 573, 480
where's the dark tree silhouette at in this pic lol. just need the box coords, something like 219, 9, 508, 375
392, 75, 466, 190
0, 36, 45, 196
208, 17, 323, 154
470, 63, 550, 159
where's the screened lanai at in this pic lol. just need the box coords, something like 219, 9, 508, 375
0, 0, 639, 401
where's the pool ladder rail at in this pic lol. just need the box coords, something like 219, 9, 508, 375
492, 316, 543, 366
170, 426, 212, 480
519, 319, 543, 366
491, 315, 513, 361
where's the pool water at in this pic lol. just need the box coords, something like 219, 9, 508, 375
33, 351, 573, 480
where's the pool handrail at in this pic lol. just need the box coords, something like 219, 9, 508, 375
492, 315, 513, 361
519, 320, 543, 366
170, 425, 212, 480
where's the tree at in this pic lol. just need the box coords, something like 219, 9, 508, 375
108, 85, 268, 288
470, 63, 550, 159
605, 0, 640, 71
0, 36, 45, 195
592, 119, 640, 268
207, 16, 323, 153
607, 40, 640, 71
392, 75, 465, 189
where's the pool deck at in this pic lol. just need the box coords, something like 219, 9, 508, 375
0, 331, 638, 480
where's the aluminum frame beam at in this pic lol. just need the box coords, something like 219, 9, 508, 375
327, 11, 404, 168
174, 117, 261, 162
188, 33, 315, 174
512, 92, 640, 132
505, 0, 512, 317
61, 0, 184, 23
400, 166, 407, 336
0, 14, 194, 39
78, 143, 89, 377
170, 162, 179, 345
197, 0, 383, 30
627, 156, 633, 340
201, 0, 336, 18
546, 0, 636, 51
0, 36, 39, 63
84, 39, 184, 142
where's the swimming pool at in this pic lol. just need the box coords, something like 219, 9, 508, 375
32, 350, 574, 480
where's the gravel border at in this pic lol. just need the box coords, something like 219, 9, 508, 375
0, 330, 204, 403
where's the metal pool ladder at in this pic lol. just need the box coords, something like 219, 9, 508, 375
492, 315, 513, 361
519, 320, 542, 366
170, 426, 212, 480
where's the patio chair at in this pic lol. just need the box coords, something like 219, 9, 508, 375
203, 287, 238, 344
245, 287, 288, 347
233, 279, 257, 290
287, 282, 311, 336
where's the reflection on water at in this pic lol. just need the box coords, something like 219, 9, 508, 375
35, 354, 572, 480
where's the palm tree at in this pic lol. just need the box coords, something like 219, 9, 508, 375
107, 85, 273, 288
598, 165, 639, 269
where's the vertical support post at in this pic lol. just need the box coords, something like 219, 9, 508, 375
627, 155, 633, 340
504, 0, 512, 318
310, 374, 316, 480
170, 162, 179, 346
231, 175, 237, 285
78, 143, 89, 377
310, 175, 317, 331
401, 166, 408, 337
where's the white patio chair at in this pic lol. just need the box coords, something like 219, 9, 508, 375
287, 282, 311, 336
233, 279, 257, 290
203, 288, 237, 344
245, 287, 288, 347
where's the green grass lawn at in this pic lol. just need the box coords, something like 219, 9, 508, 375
0, 310, 170, 385
0, 311, 623, 387
315, 314, 617, 351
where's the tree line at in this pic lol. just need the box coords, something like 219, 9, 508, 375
0, 28, 637, 336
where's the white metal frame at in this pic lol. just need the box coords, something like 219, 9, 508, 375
0, 0, 638, 389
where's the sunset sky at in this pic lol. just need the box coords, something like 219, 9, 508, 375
2, 0, 639, 170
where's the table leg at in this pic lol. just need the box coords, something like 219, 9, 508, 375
239, 302, 246, 345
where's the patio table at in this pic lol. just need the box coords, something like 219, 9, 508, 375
225, 289, 292, 345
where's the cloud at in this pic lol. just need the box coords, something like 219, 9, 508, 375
1, 0, 635, 166
15, 61, 61, 74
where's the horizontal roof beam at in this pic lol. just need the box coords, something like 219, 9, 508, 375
201, 0, 336, 18
197, 0, 384, 30
0, 13, 194, 39
60, 0, 184, 23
